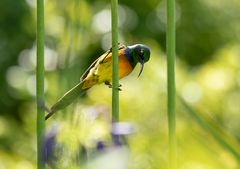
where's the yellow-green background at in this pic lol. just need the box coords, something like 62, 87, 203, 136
0, 0, 240, 168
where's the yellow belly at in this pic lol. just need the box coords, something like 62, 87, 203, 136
97, 52, 133, 82
82, 49, 133, 89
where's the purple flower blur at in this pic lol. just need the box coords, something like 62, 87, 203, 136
43, 124, 58, 164
111, 122, 135, 146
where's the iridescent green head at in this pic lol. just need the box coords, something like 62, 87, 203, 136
126, 44, 151, 77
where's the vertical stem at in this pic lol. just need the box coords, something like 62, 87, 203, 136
166, 0, 177, 168
178, 96, 240, 161
36, 0, 45, 168
111, 0, 119, 122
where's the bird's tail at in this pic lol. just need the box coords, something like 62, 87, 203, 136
45, 81, 89, 120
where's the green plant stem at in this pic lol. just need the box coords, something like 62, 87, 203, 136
166, 0, 177, 168
111, 0, 119, 122
36, 0, 45, 168
179, 96, 240, 161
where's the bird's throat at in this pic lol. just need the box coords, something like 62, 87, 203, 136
124, 47, 137, 68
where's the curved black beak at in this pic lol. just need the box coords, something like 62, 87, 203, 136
138, 58, 144, 77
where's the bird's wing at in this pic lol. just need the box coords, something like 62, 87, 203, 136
80, 44, 126, 81
80, 50, 111, 81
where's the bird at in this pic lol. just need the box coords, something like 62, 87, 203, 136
45, 44, 151, 120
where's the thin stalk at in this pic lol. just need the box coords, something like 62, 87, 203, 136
111, 0, 119, 122
166, 0, 177, 168
36, 0, 45, 168
179, 96, 240, 161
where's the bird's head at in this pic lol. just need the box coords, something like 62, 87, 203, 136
127, 44, 151, 77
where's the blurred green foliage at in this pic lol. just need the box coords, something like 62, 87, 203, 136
0, 0, 34, 120
0, 0, 240, 168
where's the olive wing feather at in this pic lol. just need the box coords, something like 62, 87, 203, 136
80, 44, 126, 81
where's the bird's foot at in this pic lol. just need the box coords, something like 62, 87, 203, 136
118, 84, 122, 91
105, 81, 112, 88
104, 81, 122, 91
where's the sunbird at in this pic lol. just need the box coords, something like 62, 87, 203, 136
45, 44, 150, 120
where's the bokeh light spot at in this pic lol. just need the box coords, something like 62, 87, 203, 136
203, 68, 233, 90
181, 82, 202, 103
6, 66, 28, 90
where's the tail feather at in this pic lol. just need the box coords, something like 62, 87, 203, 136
45, 81, 89, 120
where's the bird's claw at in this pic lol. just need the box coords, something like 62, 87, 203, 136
104, 81, 122, 91
118, 84, 122, 91
105, 81, 112, 88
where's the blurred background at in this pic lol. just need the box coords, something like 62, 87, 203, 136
0, 0, 240, 168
